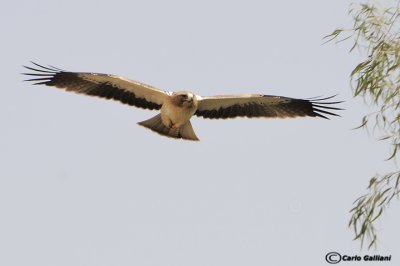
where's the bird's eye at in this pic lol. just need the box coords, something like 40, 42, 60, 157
181, 95, 188, 99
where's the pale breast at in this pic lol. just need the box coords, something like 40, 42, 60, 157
160, 97, 197, 128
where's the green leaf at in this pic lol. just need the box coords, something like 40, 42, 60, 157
351, 60, 372, 77
322, 28, 345, 43
328, 0, 400, 250
368, 177, 377, 188
371, 207, 383, 222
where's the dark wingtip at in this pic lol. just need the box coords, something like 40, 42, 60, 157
23, 62, 63, 73
314, 113, 330, 119
22, 62, 62, 85
309, 95, 343, 119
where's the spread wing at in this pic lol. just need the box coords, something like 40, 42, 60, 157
23, 62, 170, 110
195, 94, 342, 119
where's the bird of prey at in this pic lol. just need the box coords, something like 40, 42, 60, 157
23, 62, 342, 141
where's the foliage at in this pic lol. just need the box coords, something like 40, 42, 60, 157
325, 0, 400, 249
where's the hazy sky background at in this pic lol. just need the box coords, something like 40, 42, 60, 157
1, 0, 399, 265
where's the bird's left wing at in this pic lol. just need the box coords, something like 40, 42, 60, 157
23, 62, 170, 110
195, 94, 342, 119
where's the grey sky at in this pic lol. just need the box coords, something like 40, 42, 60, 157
1, 0, 399, 265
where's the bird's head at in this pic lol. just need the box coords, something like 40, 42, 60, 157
172, 91, 196, 108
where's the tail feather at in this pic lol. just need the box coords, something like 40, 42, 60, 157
179, 120, 199, 141
138, 114, 199, 141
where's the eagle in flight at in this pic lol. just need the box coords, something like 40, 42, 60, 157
23, 62, 342, 141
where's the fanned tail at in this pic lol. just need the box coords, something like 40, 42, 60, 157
138, 114, 199, 141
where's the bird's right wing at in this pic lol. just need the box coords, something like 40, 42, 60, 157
23, 62, 170, 110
